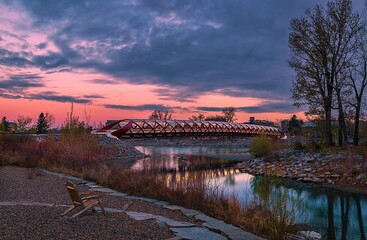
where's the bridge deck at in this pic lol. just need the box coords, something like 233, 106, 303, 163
96, 119, 284, 139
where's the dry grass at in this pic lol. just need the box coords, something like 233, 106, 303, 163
0, 133, 300, 239
84, 164, 299, 239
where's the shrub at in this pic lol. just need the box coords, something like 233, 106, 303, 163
43, 131, 110, 173
250, 134, 272, 157
293, 141, 305, 150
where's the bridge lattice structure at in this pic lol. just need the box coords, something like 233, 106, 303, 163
96, 119, 284, 139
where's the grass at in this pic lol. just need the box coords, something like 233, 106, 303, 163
0, 133, 301, 239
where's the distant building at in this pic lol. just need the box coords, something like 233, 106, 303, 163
246, 117, 276, 127
8, 122, 17, 132
301, 122, 317, 128
249, 117, 255, 124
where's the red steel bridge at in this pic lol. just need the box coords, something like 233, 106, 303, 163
96, 119, 284, 139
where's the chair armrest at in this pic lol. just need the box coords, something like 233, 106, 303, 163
82, 195, 101, 200
80, 191, 92, 197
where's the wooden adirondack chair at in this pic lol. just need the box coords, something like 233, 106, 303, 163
62, 181, 106, 218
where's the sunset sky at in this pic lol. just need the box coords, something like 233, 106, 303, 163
0, 0, 365, 127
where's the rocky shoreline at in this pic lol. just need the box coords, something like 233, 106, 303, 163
235, 149, 367, 195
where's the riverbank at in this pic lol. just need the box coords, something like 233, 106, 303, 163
235, 147, 367, 196
104, 135, 367, 195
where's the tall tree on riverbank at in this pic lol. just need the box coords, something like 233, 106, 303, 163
289, 0, 361, 146
347, 14, 367, 145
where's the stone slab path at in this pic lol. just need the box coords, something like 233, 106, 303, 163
38, 169, 264, 240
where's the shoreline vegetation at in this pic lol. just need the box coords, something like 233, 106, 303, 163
1, 132, 366, 239
0, 133, 293, 239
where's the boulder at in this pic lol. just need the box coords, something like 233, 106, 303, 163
356, 173, 366, 182
298, 231, 322, 240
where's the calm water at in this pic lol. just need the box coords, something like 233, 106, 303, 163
134, 145, 367, 240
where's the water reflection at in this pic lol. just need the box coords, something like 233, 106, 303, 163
133, 146, 251, 171
134, 145, 367, 240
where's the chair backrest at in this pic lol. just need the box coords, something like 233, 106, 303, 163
65, 181, 84, 207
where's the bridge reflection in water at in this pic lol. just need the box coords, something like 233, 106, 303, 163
96, 119, 285, 138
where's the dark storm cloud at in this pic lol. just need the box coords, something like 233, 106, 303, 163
236, 102, 301, 113
87, 79, 120, 85
104, 104, 189, 112
197, 102, 303, 114
0, 93, 22, 99
10, 0, 363, 112
45, 68, 71, 74
27, 91, 91, 103
83, 94, 104, 99
0, 47, 32, 68
0, 41, 70, 70
0, 73, 44, 90
36, 42, 48, 49
32, 53, 68, 69
104, 104, 172, 111
196, 107, 223, 112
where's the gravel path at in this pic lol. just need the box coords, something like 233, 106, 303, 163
0, 205, 173, 240
0, 166, 184, 240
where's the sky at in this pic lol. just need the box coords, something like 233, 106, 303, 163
0, 0, 365, 127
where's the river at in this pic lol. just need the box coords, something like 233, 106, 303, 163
133, 145, 367, 240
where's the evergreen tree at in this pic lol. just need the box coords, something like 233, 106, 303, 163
288, 115, 303, 135
36, 112, 48, 134
0, 116, 9, 132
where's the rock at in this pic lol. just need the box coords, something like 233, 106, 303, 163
170, 227, 227, 240
356, 173, 366, 182
303, 178, 313, 182
331, 174, 341, 178
298, 231, 322, 240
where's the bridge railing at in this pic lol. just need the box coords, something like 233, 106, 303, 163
96, 119, 284, 139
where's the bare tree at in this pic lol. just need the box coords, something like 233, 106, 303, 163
15, 115, 33, 132
347, 17, 367, 145
222, 107, 236, 122
289, 0, 361, 146
149, 109, 173, 120
45, 112, 55, 129
190, 113, 205, 121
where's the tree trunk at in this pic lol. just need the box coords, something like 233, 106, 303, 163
353, 101, 361, 146
354, 196, 366, 240
325, 106, 334, 146
336, 89, 348, 145
327, 195, 336, 240
340, 196, 349, 240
